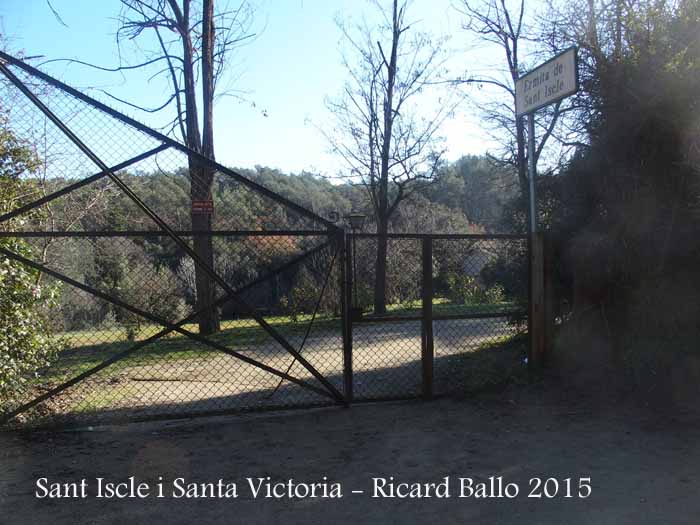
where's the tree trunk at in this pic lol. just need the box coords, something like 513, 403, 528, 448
372, 0, 400, 315
373, 216, 389, 315
190, 161, 220, 335
190, 0, 220, 336
173, 0, 219, 336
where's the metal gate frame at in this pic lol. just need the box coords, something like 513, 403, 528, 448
0, 51, 350, 427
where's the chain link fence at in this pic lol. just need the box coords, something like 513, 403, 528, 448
2, 233, 344, 427
349, 234, 529, 401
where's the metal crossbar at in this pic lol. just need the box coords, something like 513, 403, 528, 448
0, 231, 333, 238
268, 243, 341, 397
0, 49, 531, 429
0, 247, 335, 396
0, 52, 352, 427
346, 232, 529, 401
0, 144, 170, 225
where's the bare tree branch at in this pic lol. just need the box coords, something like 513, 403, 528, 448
324, 0, 458, 313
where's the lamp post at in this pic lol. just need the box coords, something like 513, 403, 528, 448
344, 210, 366, 315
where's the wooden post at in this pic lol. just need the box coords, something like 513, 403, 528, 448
421, 237, 434, 399
340, 232, 353, 404
529, 233, 546, 368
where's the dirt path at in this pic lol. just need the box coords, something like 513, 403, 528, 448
2, 383, 699, 524
20, 317, 518, 425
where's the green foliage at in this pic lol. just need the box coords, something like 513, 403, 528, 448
545, 0, 700, 318
284, 268, 319, 323
479, 247, 528, 308
390, 194, 478, 234
119, 262, 189, 339
0, 240, 64, 405
83, 238, 188, 339
427, 156, 517, 232
487, 2, 700, 331
445, 273, 505, 306
4, 136, 518, 336
0, 121, 63, 407
0, 122, 40, 180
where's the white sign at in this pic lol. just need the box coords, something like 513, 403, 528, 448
515, 47, 578, 117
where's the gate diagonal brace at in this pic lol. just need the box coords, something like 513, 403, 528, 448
1, 241, 334, 423
0, 61, 345, 404
0, 144, 170, 225
0, 245, 337, 424
268, 242, 340, 398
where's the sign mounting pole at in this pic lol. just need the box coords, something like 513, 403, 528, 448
528, 115, 537, 234
514, 46, 579, 369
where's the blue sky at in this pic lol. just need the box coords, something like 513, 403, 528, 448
0, 0, 513, 176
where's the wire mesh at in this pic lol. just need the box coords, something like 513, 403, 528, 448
432, 237, 528, 395
352, 236, 422, 317
433, 317, 525, 395
349, 235, 528, 400
431, 237, 528, 318
0, 62, 329, 233
1, 234, 343, 428
0, 57, 347, 428
352, 321, 423, 399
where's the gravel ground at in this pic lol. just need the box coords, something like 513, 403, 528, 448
2, 382, 700, 524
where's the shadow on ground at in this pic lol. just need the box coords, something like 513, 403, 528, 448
1, 382, 699, 524
4, 336, 527, 430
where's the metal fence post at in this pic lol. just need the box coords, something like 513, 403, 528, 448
341, 232, 353, 404
421, 237, 434, 399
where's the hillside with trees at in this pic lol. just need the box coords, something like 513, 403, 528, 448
6, 154, 509, 331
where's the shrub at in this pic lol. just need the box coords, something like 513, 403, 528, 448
118, 261, 190, 338
0, 123, 64, 409
446, 273, 505, 306
0, 242, 64, 406
284, 268, 319, 322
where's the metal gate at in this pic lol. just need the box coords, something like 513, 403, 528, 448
345, 233, 529, 401
0, 51, 349, 428
0, 51, 531, 430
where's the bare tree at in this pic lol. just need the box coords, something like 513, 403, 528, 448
0, 37, 117, 282
325, 0, 456, 314
99, 0, 256, 334
455, 0, 566, 196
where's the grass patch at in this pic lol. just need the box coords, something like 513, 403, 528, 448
41, 314, 341, 385
363, 297, 520, 318
15, 307, 526, 424
77, 384, 136, 414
